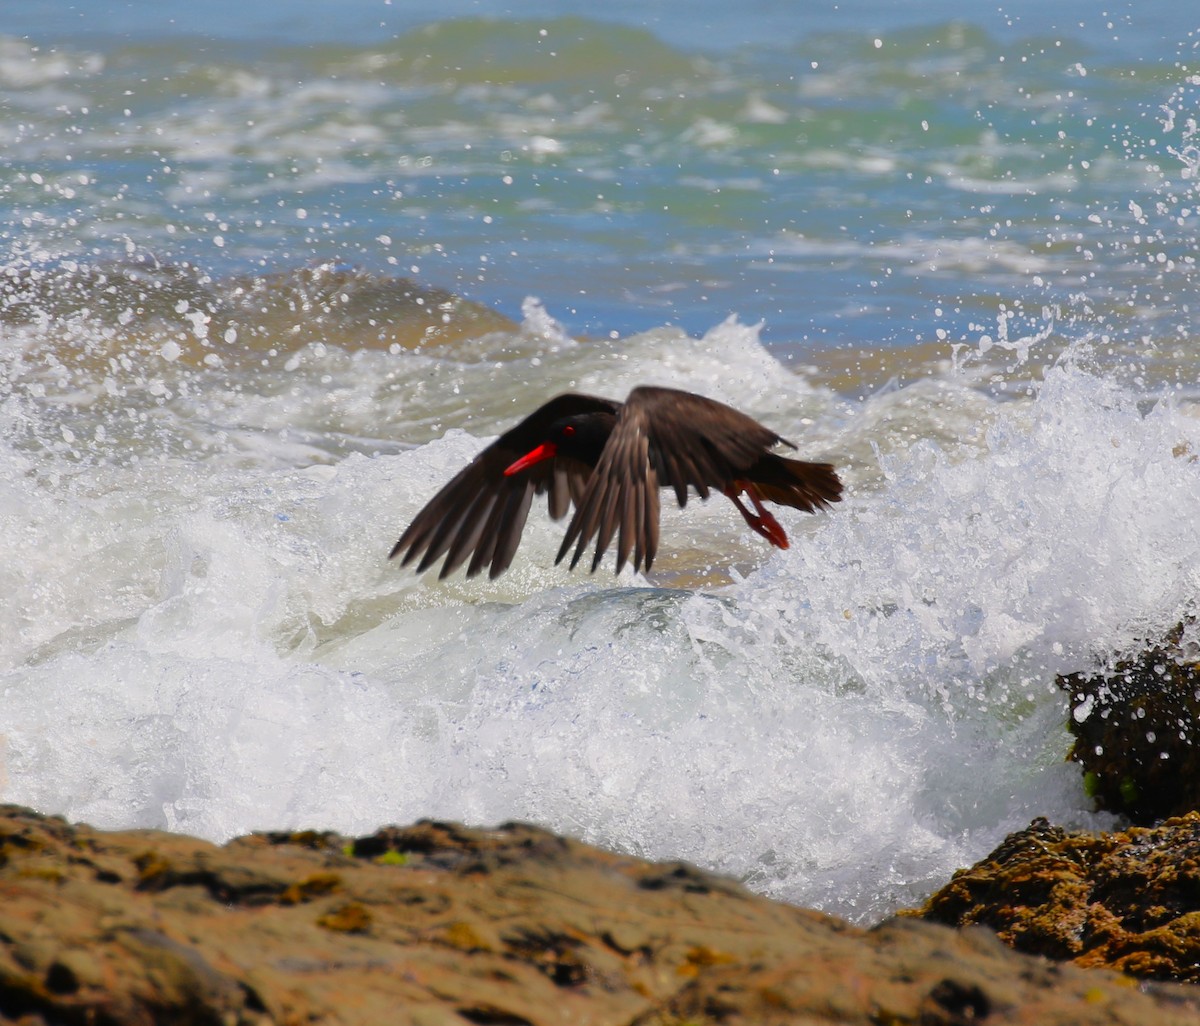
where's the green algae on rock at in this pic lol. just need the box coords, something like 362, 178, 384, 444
912, 812, 1200, 983
1058, 619, 1200, 823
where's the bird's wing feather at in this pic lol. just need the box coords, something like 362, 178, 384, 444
557, 400, 658, 573
556, 386, 789, 574
631, 386, 784, 497
390, 392, 617, 579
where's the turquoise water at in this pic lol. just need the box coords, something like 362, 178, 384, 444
5, 4, 1199, 359
3, 3, 1200, 922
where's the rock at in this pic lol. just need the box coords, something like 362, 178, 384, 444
913, 812, 1200, 984
1058, 619, 1200, 823
2, 807, 1199, 1024
0, 260, 518, 371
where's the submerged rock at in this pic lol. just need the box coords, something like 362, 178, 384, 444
1, 259, 517, 368
1058, 619, 1200, 823
913, 812, 1200, 983
3, 806, 1200, 1025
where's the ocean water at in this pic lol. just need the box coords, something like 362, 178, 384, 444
3, 1, 1200, 922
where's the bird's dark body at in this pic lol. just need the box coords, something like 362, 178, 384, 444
390, 386, 842, 580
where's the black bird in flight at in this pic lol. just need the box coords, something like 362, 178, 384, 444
390, 385, 842, 580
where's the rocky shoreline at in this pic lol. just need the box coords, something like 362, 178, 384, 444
3, 805, 1200, 1025
914, 812, 1200, 982
6, 623, 1200, 1024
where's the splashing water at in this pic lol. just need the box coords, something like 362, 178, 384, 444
4, 4, 1200, 924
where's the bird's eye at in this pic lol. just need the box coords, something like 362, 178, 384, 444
562, 424, 575, 437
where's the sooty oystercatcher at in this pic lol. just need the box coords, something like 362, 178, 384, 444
390, 385, 842, 580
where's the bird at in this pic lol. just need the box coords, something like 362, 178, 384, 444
390, 385, 842, 580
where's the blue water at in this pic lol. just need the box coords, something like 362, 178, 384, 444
3, 0, 1200, 922
5, 1, 1198, 353
4, 1, 1161, 53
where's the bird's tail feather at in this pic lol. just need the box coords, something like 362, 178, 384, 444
750, 454, 843, 512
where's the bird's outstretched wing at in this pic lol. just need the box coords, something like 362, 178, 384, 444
391, 392, 618, 580
556, 385, 785, 574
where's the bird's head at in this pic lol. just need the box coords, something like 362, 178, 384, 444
504, 412, 615, 476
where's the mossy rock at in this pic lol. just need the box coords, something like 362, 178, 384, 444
1058, 619, 1200, 823
910, 813, 1200, 983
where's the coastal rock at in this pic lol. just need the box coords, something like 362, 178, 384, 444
1058, 619, 1200, 823
0, 261, 517, 369
913, 812, 1200, 983
3, 807, 1200, 1025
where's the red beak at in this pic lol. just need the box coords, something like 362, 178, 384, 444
504, 442, 558, 476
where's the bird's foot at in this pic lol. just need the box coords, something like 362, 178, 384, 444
725, 482, 789, 549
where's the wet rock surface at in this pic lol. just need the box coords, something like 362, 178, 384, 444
3, 806, 1200, 1026
914, 812, 1200, 985
1058, 619, 1200, 823
0, 261, 517, 369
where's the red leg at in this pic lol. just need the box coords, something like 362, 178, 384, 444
725, 480, 789, 549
